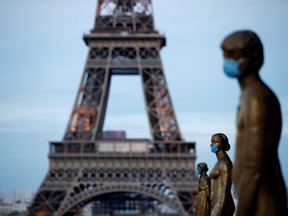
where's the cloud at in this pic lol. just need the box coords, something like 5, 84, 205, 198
0, 101, 68, 134
177, 111, 236, 136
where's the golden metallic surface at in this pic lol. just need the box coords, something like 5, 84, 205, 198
222, 30, 288, 216
210, 133, 235, 216
195, 162, 211, 216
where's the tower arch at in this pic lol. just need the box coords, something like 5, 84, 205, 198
58, 184, 186, 215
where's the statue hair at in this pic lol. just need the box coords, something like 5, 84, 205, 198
221, 30, 264, 72
213, 133, 231, 151
197, 162, 208, 172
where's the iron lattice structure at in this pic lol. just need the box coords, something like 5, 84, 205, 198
28, 0, 197, 215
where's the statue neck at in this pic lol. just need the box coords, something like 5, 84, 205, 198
238, 72, 261, 90
216, 150, 226, 160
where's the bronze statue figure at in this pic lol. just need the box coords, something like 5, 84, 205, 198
209, 133, 235, 216
221, 30, 288, 216
195, 162, 211, 216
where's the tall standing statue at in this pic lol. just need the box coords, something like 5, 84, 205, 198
195, 162, 211, 216
210, 133, 235, 216
221, 30, 288, 216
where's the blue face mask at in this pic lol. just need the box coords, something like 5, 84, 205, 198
223, 58, 240, 78
210, 143, 219, 153
196, 169, 201, 176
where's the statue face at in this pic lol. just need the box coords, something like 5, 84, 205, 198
210, 135, 222, 153
223, 49, 249, 78
196, 166, 202, 175
221, 31, 264, 77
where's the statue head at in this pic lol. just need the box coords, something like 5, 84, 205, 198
211, 133, 231, 152
197, 162, 208, 174
221, 30, 264, 78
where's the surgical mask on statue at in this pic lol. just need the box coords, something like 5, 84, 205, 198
196, 169, 201, 176
223, 58, 240, 78
211, 143, 219, 153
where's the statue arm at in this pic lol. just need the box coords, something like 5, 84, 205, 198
236, 93, 266, 215
218, 160, 231, 216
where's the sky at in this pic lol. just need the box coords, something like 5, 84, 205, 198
0, 0, 287, 199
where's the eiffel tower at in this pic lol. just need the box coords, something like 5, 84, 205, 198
28, 1, 197, 215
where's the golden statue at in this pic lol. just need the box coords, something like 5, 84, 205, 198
209, 133, 235, 216
195, 162, 211, 216
221, 30, 288, 216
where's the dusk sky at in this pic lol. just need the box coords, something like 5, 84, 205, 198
0, 0, 287, 198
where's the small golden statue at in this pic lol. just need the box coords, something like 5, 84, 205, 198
221, 30, 288, 216
195, 162, 211, 216
209, 133, 235, 216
